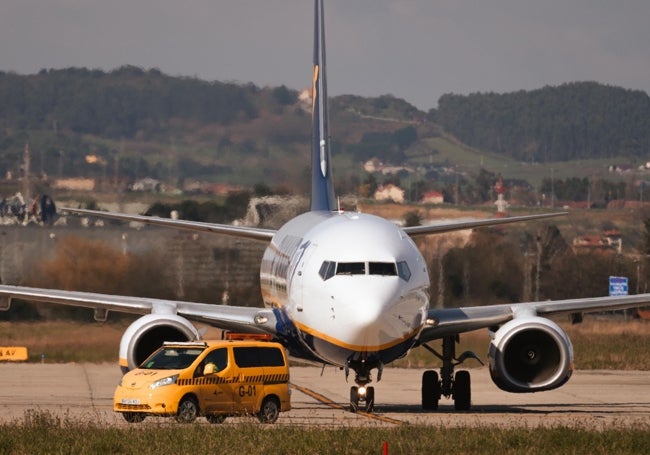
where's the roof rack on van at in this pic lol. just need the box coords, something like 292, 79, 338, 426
224, 333, 273, 341
162, 341, 208, 348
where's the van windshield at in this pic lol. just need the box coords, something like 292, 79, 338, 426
140, 347, 205, 370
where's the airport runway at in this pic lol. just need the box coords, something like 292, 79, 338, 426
1, 363, 648, 428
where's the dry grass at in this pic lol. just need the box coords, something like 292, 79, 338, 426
0, 320, 127, 363
1, 317, 647, 369
0, 320, 225, 363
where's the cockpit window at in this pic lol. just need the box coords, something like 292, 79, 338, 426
319, 261, 336, 280
336, 262, 366, 275
369, 262, 397, 276
319, 261, 410, 281
397, 261, 411, 282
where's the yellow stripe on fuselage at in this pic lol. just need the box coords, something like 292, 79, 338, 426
293, 319, 419, 353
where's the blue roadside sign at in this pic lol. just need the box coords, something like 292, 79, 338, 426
609, 276, 628, 296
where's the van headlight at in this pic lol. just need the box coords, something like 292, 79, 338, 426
150, 375, 179, 389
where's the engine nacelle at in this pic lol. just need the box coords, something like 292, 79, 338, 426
488, 316, 573, 393
118, 314, 200, 374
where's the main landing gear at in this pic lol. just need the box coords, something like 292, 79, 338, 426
345, 357, 382, 413
421, 335, 483, 411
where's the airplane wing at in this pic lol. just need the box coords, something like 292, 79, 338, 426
64, 208, 566, 241
62, 207, 276, 243
0, 285, 277, 335
417, 293, 650, 343
403, 212, 568, 237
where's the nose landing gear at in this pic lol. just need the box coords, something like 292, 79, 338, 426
345, 357, 382, 413
350, 384, 374, 413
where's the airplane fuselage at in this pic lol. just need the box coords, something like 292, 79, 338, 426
260, 211, 430, 368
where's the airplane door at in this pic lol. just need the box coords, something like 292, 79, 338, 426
291, 241, 316, 312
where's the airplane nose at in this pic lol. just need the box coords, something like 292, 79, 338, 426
332, 279, 422, 346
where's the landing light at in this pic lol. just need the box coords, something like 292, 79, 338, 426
358, 386, 367, 397
254, 314, 268, 324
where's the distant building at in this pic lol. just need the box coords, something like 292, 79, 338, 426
572, 230, 622, 254
181, 181, 242, 195
608, 164, 634, 174
420, 190, 444, 204
374, 184, 405, 203
131, 178, 161, 192
363, 157, 414, 176
364, 158, 382, 173
207, 183, 244, 195
298, 88, 312, 112
52, 178, 95, 191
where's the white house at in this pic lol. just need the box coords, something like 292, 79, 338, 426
374, 184, 405, 203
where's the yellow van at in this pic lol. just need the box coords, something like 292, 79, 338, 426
114, 337, 291, 424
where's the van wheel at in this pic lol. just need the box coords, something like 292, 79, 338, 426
258, 396, 280, 424
176, 397, 199, 423
122, 412, 145, 423
206, 414, 226, 424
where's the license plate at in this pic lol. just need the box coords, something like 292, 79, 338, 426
121, 398, 140, 405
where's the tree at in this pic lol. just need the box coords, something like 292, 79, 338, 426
404, 210, 422, 227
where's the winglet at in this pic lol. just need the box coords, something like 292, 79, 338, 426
310, 0, 337, 212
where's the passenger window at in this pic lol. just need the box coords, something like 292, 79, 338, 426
262, 347, 286, 367
234, 347, 259, 367
369, 262, 397, 276
233, 347, 286, 368
336, 262, 366, 275
319, 261, 336, 280
397, 261, 411, 281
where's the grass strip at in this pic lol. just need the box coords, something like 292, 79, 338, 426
1, 410, 648, 455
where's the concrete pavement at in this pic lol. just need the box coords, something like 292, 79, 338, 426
1, 363, 648, 428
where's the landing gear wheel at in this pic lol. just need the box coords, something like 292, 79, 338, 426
453, 370, 471, 411
350, 386, 359, 413
364, 386, 375, 413
122, 412, 146, 423
422, 370, 441, 411
176, 397, 199, 423
206, 414, 226, 424
258, 396, 280, 424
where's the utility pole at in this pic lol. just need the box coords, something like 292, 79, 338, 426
22, 142, 31, 202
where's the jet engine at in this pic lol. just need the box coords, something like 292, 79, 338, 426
118, 314, 200, 373
488, 316, 573, 393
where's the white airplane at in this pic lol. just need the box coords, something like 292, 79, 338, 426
1, 0, 649, 413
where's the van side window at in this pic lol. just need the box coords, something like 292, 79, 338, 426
233, 347, 286, 368
204, 348, 228, 371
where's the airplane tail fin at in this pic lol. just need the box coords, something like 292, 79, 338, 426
310, 0, 336, 212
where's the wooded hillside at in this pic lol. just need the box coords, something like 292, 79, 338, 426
432, 82, 650, 162
1, 69, 649, 196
